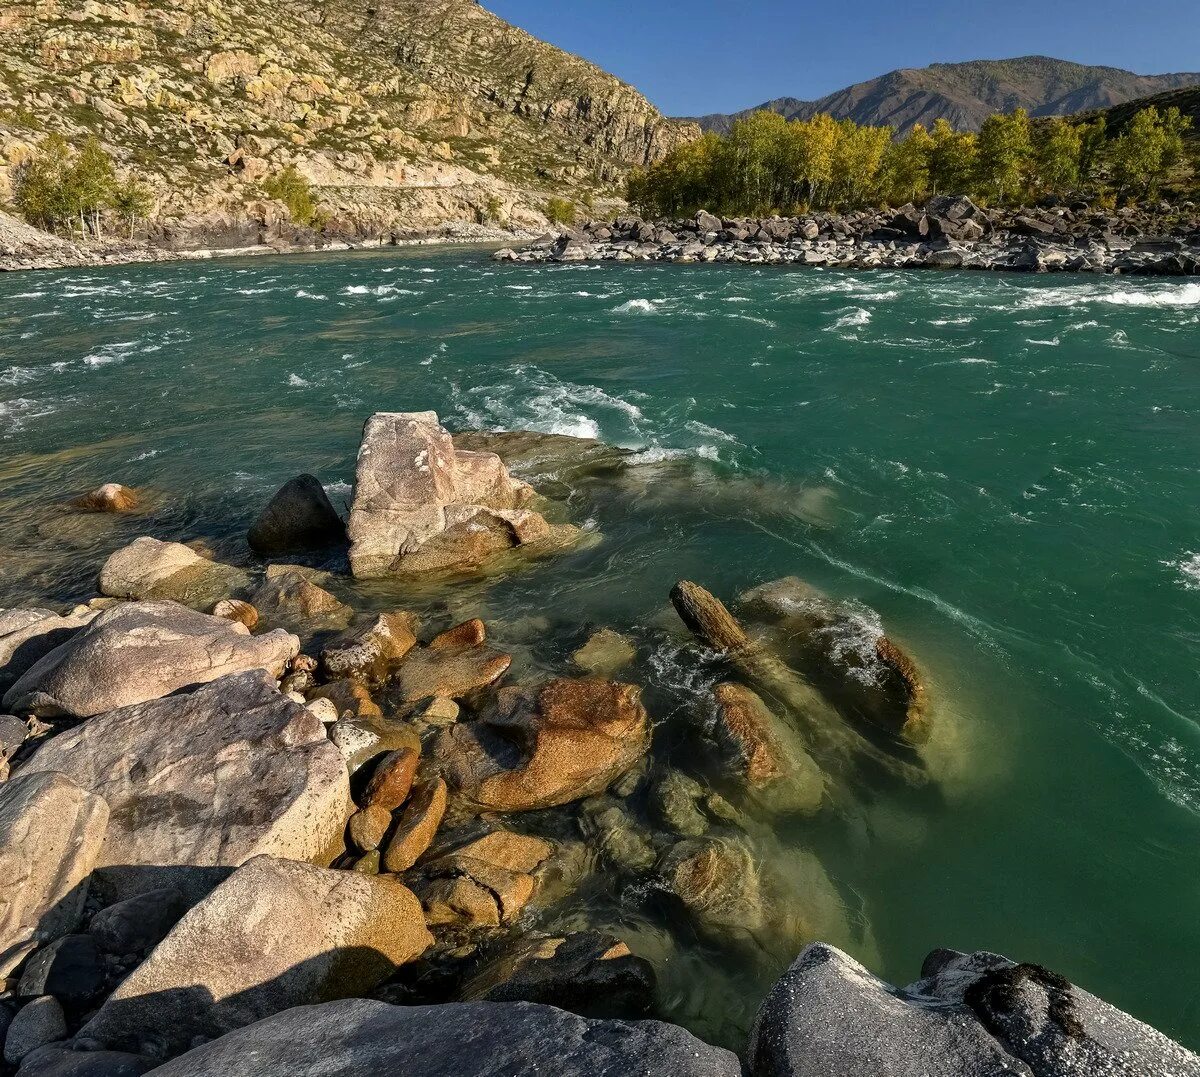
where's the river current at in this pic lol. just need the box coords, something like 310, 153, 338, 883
1, 249, 1198, 1048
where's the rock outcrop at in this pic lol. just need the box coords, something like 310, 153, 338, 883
78, 857, 431, 1060
2, 602, 298, 719
347, 412, 578, 578
19, 671, 349, 896
0, 772, 109, 977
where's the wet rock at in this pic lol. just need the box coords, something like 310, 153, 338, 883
77, 856, 432, 1061
413, 830, 553, 929
650, 769, 709, 837
88, 889, 188, 959
320, 612, 417, 683
433, 678, 650, 812
308, 679, 382, 721
348, 411, 580, 578
17, 935, 104, 1006
0, 609, 97, 692
395, 620, 511, 702
247, 475, 345, 556
0, 772, 109, 977
407, 696, 460, 728
19, 671, 349, 899
571, 628, 636, 676
209, 599, 258, 631
250, 570, 352, 633
577, 798, 656, 872
381, 777, 447, 872
3, 601, 298, 720
346, 805, 392, 853
362, 747, 419, 812
140, 997, 743, 1077
98, 538, 250, 607
461, 931, 656, 1018
73, 484, 139, 514
4, 996, 66, 1066
657, 837, 765, 942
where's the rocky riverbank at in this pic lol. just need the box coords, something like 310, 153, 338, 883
495, 196, 1200, 274
1, 411, 1197, 1076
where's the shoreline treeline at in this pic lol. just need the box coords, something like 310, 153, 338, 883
627, 107, 1194, 218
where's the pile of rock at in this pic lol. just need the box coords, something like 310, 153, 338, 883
495, 196, 1200, 275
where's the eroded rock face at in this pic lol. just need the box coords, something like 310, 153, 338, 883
0, 607, 96, 691
347, 412, 576, 579
98, 538, 250, 607
78, 857, 432, 1061
2, 602, 299, 719
0, 772, 109, 977
140, 997, 743, 1077
19, 671, 348, 896
433, 678, 650, 812
247, 475, 346, 556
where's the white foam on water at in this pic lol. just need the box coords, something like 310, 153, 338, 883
324, 480, 352, 498
1015, 281, 1200, 311
1163, 552, 1200, 591
9, 291, 46, 299
1027, 336, 1061, 346
341, 284, 420, 297
295, 289, 327, 300
287, 373, 310, 387
0, 396, 62, 435
930, 315, 975, 326
613, 298, 665, 315
827, 307, 871, 333
0, 366, 40, 386
959, 357, 994, 365
82, 341, 138, 368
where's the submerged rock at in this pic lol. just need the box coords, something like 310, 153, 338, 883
2, 601, 298, 719
247, 474, 345, 556
98, 538, 250, 607
141, 997, 742, 1077
0, 772, 109, 977
571, 628, 637, 676
347, 411, 577, 578
78, 856, 431, 1061
19, 671, 349, 898
433, 678, 650, 812
250, 569, 353, 633
657, 837, 766, 943
394, 619, 510, 702
0, 607, 96, 692
73, 483, 139, 514
210, 598, 258, 631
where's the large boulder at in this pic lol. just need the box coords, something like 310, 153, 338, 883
2, 602, 298, 719
747, 943, 1200, 1077
247, 475, 346, 556
346, 411, 576, 578
0, 608, 96, 691
19, 671, 348, 898
0, 772, 109, 976
433, 679, 650, 812
78, 857, 432, 1061
141, 998, 742, 1077
98, 538, 250, 607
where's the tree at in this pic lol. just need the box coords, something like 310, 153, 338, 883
1031, 118, 1082, 194
544, 197, 576, 225
830, 120, 891, 206
72, 136, 116, 237
111, 177, 155, 239
927, 119, 977, 195
1077, 118, 1108, 185
976, 108, 1032, 203
882, 123, 934, 204
13, 132, 74, 232
1108, 108, 1169, 199
261, 164, 317, 226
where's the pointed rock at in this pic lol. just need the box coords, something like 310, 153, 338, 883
247, 474, 345, 556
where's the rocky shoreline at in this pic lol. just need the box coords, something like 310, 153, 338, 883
495, 196, 1200, 275
1, 412, 1197, 1076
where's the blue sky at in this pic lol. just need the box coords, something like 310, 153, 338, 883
487, 0, 1200, 116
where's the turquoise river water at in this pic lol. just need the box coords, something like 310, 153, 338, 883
1, 249, 1198, 1049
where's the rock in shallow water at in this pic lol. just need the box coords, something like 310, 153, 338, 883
98, 538, 250, 607
18, 670, 349, 898
78, 856, 432, 1061
139, 997, 742, 1076
2, 601, 299, 719
247, 474, 345, 556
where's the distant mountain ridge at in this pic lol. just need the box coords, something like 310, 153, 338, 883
688, 57, 1200, 134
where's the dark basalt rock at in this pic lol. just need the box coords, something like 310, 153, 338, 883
247, 474, 346, 556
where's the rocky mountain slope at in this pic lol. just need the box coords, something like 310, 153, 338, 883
1075, 85, 1200, 145
691, 56, 1200, 134
0, 0, 696, 240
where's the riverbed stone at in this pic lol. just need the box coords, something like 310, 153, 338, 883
13, 1046, 152, 1076
88, 888, 189, 959
250, 571, 352, 633
381, 777, 447, 872
98, 538, 250, 607
433, 678, 650, 812
17, 934, 105, 1006
0, 772, 109, 977
247, 475, 346, 556
19, 671, 349, 898
77, 856, 432, 1061
0, 608, 97, 692
140, 997, 743, 1077
394, 620, 511, 702
571, 628, 636, 675
3, 996, 66, 1066
73, 483, 139, 514
320, 612, 417, 683
346, 804, 391, 853
209, 599, 258, 630
2, 602, 299, 719
657, 836, 766, 942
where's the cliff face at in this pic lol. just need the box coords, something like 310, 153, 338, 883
692, 56, 1200, 134
0, 0, 697, 236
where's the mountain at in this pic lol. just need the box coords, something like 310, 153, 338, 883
1073, 86, 1200, 145
689, 57, 1200, 135
0, 0, 697, 237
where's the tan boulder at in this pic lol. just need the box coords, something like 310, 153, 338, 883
433, 678, 650, 812
362, 747, 419, 811
395, 619, 511, 702
0, 607, 97, 691
382, 777, 447, 872
99, 537, 250, 607
73, 483, 139, 513
320, 611, 417, 682
211, 598, 259, 631
78, 856, 431, 1060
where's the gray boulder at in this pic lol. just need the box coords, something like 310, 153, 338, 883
0, 609, 96, 691
15, 1046, 151, 1075
3, 601, 298, 718
247, 475, 345, 556
98, 538, 250, 607
88, 889, 188, 958
78, 857, 432, 1061
20, 671, 348, 898
140, 998, 742, 1076
747, 943, 1200, 1077
4, 997, 66, 1066
0, 772, 109, 977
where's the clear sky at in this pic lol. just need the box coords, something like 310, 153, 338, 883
486, 0, 1200, 117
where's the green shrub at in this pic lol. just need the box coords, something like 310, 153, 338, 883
543, 196, 576, 225
261, 164, 318, 227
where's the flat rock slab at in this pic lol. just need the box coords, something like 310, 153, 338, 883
99, 538, 250, 608
0, 607, 97, 691
19, 671, 348, 897
80, 857, 431, 1061
141, 997, 742, 1076
0, 772, 109, 977
2, 601, 299, 719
